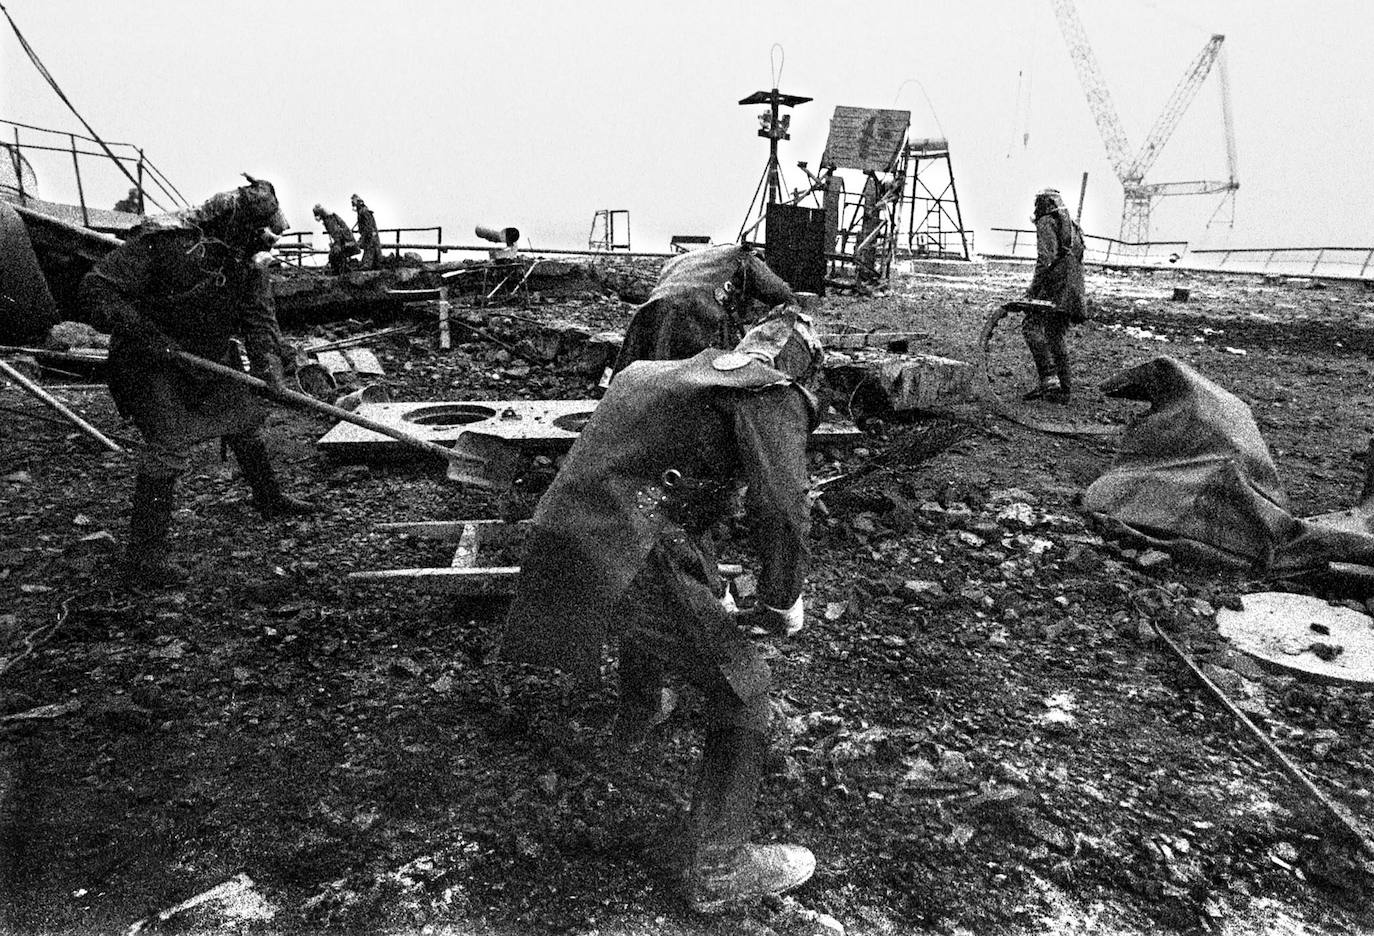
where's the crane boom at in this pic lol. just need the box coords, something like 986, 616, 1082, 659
1048, 0, 1239, 245
1217, 47, 1239, 185
1047, 0, 1132, 178
1125, 35, 1225, 182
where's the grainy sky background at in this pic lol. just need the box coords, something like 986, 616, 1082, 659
2, 1, 1370, 256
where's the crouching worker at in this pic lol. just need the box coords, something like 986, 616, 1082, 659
502, 307, 822, 912
79, 176, 317, 589
614, 242, 796, 372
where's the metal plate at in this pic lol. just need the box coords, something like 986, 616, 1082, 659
318, 399, 863, 462
317, 399, 598, 459
1216, 591, 1374, 686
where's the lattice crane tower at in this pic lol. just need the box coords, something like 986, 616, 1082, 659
1050, 0, 1239, 244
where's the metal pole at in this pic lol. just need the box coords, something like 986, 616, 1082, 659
12, 127, 24, 203
1150, 620, 1374, 859
69, 135, 89, 227
170, 350, 459, 462
137, 149, 146, 213
0, 358, 123, 453
1076, 171, 1089, 225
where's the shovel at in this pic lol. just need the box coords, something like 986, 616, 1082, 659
171, 350, 479, 481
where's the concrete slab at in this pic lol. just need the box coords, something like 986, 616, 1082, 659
1216, 591, 1374, 686
875, 352, 977, 411
896, 258, 989, 278
317, 398, 863, 464
317, 399, 599, 460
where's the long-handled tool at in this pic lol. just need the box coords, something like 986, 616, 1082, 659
0, 357, 124, 453
1150, 619, 1374, 859
171, 350, 475, 479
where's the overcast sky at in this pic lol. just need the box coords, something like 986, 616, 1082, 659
3, 1, 1371, 256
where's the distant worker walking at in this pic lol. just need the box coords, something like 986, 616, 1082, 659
313, 203, 359, 275
351, 193, 383, 271
1021, 187, 1086, 404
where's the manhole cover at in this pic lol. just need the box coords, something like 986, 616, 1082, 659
552, 411, 595, 433
1216, 591, 1374, 686
402, 404, 498, 427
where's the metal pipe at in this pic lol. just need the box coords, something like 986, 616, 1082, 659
170, 350, 459, 463
69, 134, 89, 228
0, 358, 123, 452
1149, 619, 1374, 859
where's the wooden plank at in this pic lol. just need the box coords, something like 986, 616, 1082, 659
377, 519, 525, 541
821, 106, 910, 172
348, 566, 521, 596
343, 348, 385, 375
451, 524, 481, 568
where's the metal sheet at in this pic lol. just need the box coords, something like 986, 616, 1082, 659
1216, 591, 1374, 686
318, 398, 863, 462
821, 107, 911, 172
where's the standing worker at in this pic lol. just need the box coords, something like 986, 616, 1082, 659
503, 309, 823, 912
351, 193, 383, 271
313, 203, 359, 275
80, 176, 317, 589
1021, 187, 1086, 404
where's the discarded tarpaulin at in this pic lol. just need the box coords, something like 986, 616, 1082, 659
1084, 356, 1374, 574
0, 200, 60, 343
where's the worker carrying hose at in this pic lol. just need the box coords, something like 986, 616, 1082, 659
1021, 187, 1086, 404
80, 176, 317, 589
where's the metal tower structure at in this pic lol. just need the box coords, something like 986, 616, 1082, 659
737, 86, 812, 243
1050, 0, 1239, 245
896, 137, 971, 260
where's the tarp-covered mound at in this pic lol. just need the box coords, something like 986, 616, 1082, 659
0, 199, 59, 343
1084, 355, 1374, 574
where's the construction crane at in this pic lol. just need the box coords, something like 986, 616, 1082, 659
1050, 0, 1239, 244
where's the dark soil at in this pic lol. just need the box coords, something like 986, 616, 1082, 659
3, 259, 1373, 935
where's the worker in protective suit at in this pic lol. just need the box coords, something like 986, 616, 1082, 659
351, 193, 383, 271
80, 176, 316, 589
613, 242, 796, 373
503, 308, 822, 912
1022, 187, 1086, 404
313, 203, 359, 275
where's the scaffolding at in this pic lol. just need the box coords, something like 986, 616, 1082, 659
588, 209, 630, 252
895, 138, 971, 261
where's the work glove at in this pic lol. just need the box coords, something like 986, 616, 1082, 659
737, 597, 805, 638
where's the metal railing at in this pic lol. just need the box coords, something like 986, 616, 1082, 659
986, 227, 1189, 266
1184, 246, 1374, 280
0, 117, 186, 227
275, 226, 449, 267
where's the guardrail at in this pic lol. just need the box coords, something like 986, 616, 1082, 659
1184, 246, 1374, 280
986, 227, 1188, 266
276, 226, 448, 266
0, 118, 186, 225
986, 226, 1374, 281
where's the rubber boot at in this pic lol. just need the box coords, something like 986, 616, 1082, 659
1047, 342, 1072, 405
683, 721, 815, 913
225, 432, 318, 519
123, 473, 188, 590
1022, 326, 1059, 401
611, 646, 678, 755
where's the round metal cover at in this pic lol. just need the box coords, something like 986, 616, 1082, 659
402, 404, 498, 427
1215, 591, 1374, 686
712, 352, 753, 371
